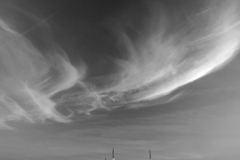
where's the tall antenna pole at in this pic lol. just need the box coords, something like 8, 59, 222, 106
149, 149, 151, 160
112, 148, 115, 160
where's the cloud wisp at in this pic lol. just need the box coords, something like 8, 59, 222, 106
0, 0, 239, 128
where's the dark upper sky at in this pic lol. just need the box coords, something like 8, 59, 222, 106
0, 0, 240, 160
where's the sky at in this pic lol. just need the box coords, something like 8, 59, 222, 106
0, 0, 240, 160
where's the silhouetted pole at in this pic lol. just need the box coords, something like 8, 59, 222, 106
149, 149, 151, 160
112, 148, 115, 160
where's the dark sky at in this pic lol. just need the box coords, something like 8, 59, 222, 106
0, 0, 240, 160
9, 0, 136, 77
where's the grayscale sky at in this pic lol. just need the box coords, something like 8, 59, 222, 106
0, 0, 240, 160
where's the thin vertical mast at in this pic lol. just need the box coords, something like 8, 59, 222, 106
112, 148, 115, 160
149, 149, 151, 160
